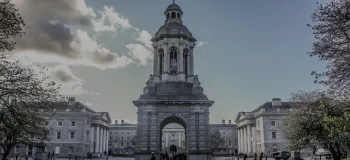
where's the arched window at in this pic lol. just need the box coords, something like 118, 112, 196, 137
171, 12, 176, 19
169, 47, 178, 74
183, 48, 189, 75
177, 13, 180, 19
158, 49, 164, 75
167, 13, 170, 19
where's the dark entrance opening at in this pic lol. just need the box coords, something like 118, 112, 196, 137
170, 145, 177, 153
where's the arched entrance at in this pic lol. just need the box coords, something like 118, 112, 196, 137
159, 116, 187, 154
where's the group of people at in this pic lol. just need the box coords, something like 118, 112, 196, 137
150, 151, 187, 160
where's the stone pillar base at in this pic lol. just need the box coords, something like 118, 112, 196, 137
188, 154, 213, 160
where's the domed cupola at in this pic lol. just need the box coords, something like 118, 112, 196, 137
152, 1, 196, 43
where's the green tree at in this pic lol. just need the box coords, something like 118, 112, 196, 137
209, 130, 224, 153
281, 90, 350, 160
308, 0, 350, 97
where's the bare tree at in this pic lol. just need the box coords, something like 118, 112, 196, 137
281, 90, 350, 160
209, 130, 224, 153
0, 1, 64, 159
0, 0, 25, 52
308, 0, 350, 97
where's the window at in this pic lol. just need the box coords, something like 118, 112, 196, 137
57, 120, 62, 127
45, 121, 49, 127
71, 121, 76, 127
272, 144, 278, 152
271, 121, 276, 126
167, 13, 170, 19
172, 134, 175, 137
169, 47, 178, 74
127, 132, 130, 135
121, 137, 124, 140
56, 132, 61, 140
223, 132, 225, 134
70, 132, 75, 140
177, 13, 180, 18
121, 142, 123, 146
127, 137, 130, 140
171, 12, 176, 18
272, 132, 277, 139
69, 146, 73, 154
86, 131, 89, 141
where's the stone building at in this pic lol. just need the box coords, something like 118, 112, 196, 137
210, 120, 238, 156
235, 98, 292, 156
132, 1, 214, 160
1, 97, 111, 158
108, 120, 137, 156
161, 123, 186, 152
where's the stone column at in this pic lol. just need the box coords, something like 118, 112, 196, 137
99, 127, 103, 153
153, 46, 157, 75
162, 43, 169, 81
163, 43, 169, 73
190, 47, 194, 75
166, 132, 169, 147
178, 132, 181, 147
252, 125, 256, 153
243, 126, 246, 153
106, 129, 109, 153
238, 128, 241, 153
95, 125, 100, 153
156, 50, 161, 76
247, 125, 251, 153
179, 43, 184, 73
245, 126, 248, 153
186, 52, 191, 75
90, 125, 95, 152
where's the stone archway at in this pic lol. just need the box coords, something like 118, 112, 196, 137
159, 115, 187, 153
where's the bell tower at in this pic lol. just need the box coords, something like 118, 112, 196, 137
133, 1, 214, 160
151, 0, 196, 82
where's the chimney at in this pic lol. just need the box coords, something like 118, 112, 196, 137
115, 120, 118, 124
68, 97, 75, 102
121, 119, 124, 124
229, 120, 232, 124
222, 119, 225, 124
68, 97, 75, 106
272, 98, 281, 107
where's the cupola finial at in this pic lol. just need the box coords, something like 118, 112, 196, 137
173, 0, 175, 4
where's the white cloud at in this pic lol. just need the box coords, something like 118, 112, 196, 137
125, 30, 154, 66
29, 64, 96, 96
92, 6, 133, 33
196, 40, 208, 47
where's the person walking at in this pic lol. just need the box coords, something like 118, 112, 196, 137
150, 152, 156, 160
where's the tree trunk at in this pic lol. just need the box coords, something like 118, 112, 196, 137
1, 150, 10, 160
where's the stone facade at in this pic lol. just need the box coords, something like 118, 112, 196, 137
162, 123, 186, 152
210, 120, 238, 156
108, 120, 137, 156
133, 2, 214, 160
235, 98, 294, 156
2, 97, 112, 158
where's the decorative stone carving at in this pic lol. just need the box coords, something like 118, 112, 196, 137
170, 58, 177, 73
193, 75, 201, 87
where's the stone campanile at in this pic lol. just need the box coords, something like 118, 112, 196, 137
133, 1, 214, 160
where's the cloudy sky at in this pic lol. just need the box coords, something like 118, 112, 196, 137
11, 0, 326, 124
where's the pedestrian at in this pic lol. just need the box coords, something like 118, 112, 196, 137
244, 154, 247, 160
254, 153, 257, 160
150, 152, 156, 160
48, 152, 51, 160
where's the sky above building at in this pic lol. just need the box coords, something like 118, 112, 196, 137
11, 0, 327, 124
